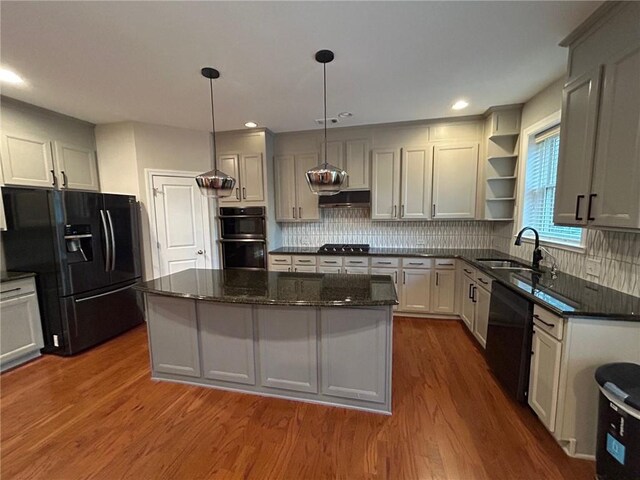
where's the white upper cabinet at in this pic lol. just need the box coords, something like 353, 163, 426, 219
400, 146, 432, 220
344, 139, 370, 190
432, 143, 479, 219
240, 153, 265, 203
218, 154, 240, 203
488, 109, 521, 138
275, 154, 296, 221
371, 148, 401, 220
1, 132, 55, 188
295, 153, 320, 221
275, 153, 319, 221
53, 141, 100, 191
322, 141, 344, 170
555, 2, 640, 230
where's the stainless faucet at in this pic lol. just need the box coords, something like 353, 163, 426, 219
514, 227, 543, 271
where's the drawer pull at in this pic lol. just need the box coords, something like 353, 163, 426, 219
349, 261, 364, 264
377, 261, 392, 265
324, 261, 338, 264
1, 287, 22, 295
273, 259, 287, 263
478, 278, 489, 285
298, 260, 312, 263
464, 269, 472, 274
408, 262, 423, 265
533, 314, 555, 329
438, 262, 454, 266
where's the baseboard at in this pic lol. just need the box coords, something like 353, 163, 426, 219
394, 312, 461, 320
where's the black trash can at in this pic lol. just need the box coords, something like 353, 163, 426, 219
595, 363, 640, 480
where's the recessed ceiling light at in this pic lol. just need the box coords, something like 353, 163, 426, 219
452, 100, 469, 110
338, 112, 352, 118
244, 121, 258, 128
0, 68, 24, 85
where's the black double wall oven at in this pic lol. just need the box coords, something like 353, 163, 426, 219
219, 207, 266, 270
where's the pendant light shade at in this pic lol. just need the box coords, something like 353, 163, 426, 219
196, 67, 236, 198
305, 50, 347, 196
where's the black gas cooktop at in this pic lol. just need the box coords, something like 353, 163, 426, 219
317, 243, 370, 254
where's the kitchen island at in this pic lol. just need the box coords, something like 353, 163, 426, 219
135, 269, 398, 414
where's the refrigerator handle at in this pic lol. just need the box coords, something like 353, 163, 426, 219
100, 210, 111, 272
106, 210, 116, 271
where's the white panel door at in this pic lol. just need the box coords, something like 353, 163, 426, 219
590, 43, 640, 229
152, 175, 208, 276
240, 153, 265, 203
344, 140, 370, 190
321, 307, 388, 403
0, 293, 44, 366
371, 148, 401, 220
461, 276, 475, 331
528, 326, 562, 432
432, 143, 478, 219
257, 306, 318, 393
53, 141, 100, 191
400, 146, 432, 220
400, 269, 432, 312
295, 153, 320, 221
198, 303, 256, 385
0, 132, 55, 188
431, 269, 456, 314
218, 154, 241, 204
473, 286, 491, 348
275, 155, 296, 221
554, 68, 602, 226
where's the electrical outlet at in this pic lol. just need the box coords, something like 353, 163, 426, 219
585, 258, 601, 278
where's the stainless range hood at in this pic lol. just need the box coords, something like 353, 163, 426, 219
318, 190, 370, 208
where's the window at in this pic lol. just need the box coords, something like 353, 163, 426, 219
522, 124, 584, 247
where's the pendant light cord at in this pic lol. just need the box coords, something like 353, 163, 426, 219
323, 61, 327, 167
209, 78, 218, 171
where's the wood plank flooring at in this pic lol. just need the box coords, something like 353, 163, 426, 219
1, 317, 595, 479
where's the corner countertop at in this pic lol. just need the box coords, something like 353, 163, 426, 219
269, 247, 640, 320
135, 268, 398, 307
0, 271, 37, 284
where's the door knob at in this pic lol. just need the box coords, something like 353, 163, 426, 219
197, 250, 204, 255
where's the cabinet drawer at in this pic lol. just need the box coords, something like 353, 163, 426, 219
402, 258, 433, 269
475, 273, 492, 291
344, 267, 369, 275
434, 258, 456, 269
371, 257, 400, 267
461, 263, 476, 277
0, 278, 36, 300
344, 257, 369, 267
269, 255, 291, 266
293, 256, 317, 266
319, 256, 343, 267
533, 306, 564, 341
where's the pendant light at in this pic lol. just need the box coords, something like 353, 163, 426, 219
305, 50, 347, 196
196, 67, 236, 198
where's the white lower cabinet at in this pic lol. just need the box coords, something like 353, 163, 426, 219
318, 266, 342, 274
269, 265, 291, 272
293, 265, 317, 273
198, 303, 256, 385
400, 269, 432, 312
431, 269, 456, 313
321, 307, 388, 403
473, 284, 491, 348
458, 265, 492, 348
528, 325, 562, 433
460, 273, 476, 331
257, 306, 318, 393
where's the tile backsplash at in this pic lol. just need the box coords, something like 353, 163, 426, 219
492, 222, 640, 297
281, 208, 494, 249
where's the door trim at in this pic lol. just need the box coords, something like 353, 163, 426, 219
145, 169, 216, 279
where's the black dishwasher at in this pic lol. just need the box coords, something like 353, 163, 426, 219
485, 282, 534, 403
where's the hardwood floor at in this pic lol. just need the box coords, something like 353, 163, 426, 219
1, 317, 594, 479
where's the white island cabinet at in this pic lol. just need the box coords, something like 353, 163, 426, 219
138, 268, 396, 414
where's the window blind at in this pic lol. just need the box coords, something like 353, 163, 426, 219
522, 126, 583, 247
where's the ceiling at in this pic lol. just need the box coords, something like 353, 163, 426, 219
1, 1, 600, 133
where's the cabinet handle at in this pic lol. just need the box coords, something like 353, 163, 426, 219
432, 204, 436, 217
61, 171, 68, 188
464, 268, 472, 274
293, 207, 296, 219
472, 286, 477, 303
378, 261, 392, 265
235, 188, 240, 200
298, 259, 312, 263
273, 259, 287, 263
299, 207, 302, 218
288, 267, 291, 272
325, 261, 338, 264
468, 283, 474, 299
575, 195, 584, 221
533, 314, 555, 329
394, 271, 398, 284
436, 272, 439, 286
393, 205, 397, 218
403, 271, 406, 284
478, 278, 488, 285
408, 262, 423, 265
51, 169, 58, 188
587, 193, 597, 221
439, 262, 454, 266
0, 287, 21, 295
242, 187, 246, 199
401, 205, 405, 217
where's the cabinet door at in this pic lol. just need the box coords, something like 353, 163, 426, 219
295, 153, 320, 221
554, 68, 602, 226
198, 303, 255, 385
218, 154, 241, 204
239, 153, 265, 203
490, 109, 521, 137
400, 269, 431, 312
400, 146, 433, 220
257, 306, 318, 393
344, 140, 370, 190
147, 295, 201, 378
371, 148, 401, 220
293, 265, 317, 273
461, 276, 475, 331
528, 326, 562, 433
322, 141, 344, 170
0, 293, 44, 367
473, 286, 491, 348
53, 141, 100, 191
1, 132, 55, 188
432, 269, 455, 314
321, 307, 388, 403
275, 155, 296, 221
432, 143, 478, 219
590, 43, 640, 229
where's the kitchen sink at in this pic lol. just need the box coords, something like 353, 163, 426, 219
476, 259, 535, 272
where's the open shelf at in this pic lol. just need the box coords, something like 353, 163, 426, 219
487, 176, 517, 181
486, 197, 516, 202
487, 154, 518, 161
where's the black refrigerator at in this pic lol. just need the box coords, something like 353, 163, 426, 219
1, 187, 144, 355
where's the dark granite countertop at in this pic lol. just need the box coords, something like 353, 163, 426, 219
0, 271, 36, 284
135, 268, 398, 307
269, 247, 640, 320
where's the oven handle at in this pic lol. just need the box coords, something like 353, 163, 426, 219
218, 214, 265, 218
219, 239, 266, 243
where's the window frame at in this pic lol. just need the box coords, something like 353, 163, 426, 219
516, 110, 586, 252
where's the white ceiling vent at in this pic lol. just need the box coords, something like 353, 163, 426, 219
315, 117, 339, 125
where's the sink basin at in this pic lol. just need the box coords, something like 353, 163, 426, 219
476, 259, 535, 272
